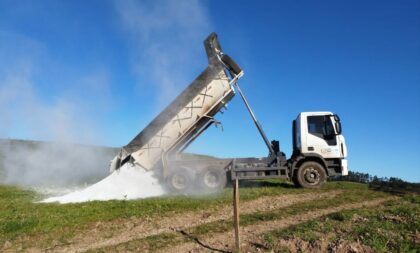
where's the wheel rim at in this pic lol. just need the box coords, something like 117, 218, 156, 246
172, 174, 186, 190
303, 167, 320, 185
203, 171, 219, 188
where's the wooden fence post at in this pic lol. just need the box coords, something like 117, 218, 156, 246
233, 178, 240, 252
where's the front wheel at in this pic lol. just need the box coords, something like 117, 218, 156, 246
292, 172, 300, 187
296, 162, 327, 188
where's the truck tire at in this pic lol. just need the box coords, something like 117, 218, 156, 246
166, 167, 194, 194
198, 167, 227, 193
296, 162, 326, 188
292, 171, 301, 187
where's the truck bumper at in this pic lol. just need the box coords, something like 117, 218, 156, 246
341, 159, 348, 176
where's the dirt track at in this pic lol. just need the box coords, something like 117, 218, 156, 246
162, 197, 396, 253
19, 191, 396, 253
40, 191, 341, 253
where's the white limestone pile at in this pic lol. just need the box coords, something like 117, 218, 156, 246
42, 163, 166, 203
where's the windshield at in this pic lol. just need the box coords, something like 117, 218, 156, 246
307, 116, 335, 136
307, 115, 337, 146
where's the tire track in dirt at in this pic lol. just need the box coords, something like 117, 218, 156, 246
163, 196, 397, 253
40, 190, 341, 253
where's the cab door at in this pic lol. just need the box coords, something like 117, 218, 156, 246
305, 115, 341, 158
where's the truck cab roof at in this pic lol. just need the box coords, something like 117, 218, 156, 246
297, 111, 333, 118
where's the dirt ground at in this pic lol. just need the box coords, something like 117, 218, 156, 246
161, 197, 394, 253
43, 191, 342, 253
15, 191, 398, 253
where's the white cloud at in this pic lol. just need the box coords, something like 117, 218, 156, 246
0, 66, 110, 144
0, 31, 113, 144
114, 0, 213, 108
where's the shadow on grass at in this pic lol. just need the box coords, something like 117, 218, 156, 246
178, 229, 231, 253
368, 185, 419, 196
225, 180, 296, 189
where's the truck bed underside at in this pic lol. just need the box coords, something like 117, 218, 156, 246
169, 155, 291, 181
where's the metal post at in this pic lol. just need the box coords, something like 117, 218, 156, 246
233, 178, 240, 252
233, 81, 275, 155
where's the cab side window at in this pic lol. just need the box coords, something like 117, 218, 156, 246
307, 116, 325, 138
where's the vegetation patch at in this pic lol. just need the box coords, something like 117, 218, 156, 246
261, 194, 419, 253
187, 184, 388, 236
0, 180, 304, 249
94, 184, 389, 252
88, 233, 187, 253
0, 181, 398, 252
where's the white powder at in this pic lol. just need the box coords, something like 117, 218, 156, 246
41, 164, 166, 203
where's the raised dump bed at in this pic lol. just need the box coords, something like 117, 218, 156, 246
110, 33, 242, 174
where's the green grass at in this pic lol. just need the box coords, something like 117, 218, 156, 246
0, 181, 395, 251
91, 183, 390, 252
186, 184, 388, 235
262, 194, 420, 253
0, 179, 305, 249
88, 233, 187, 253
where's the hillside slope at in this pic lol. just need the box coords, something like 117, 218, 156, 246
0, 140, 418, 252
1, 182, 417, 253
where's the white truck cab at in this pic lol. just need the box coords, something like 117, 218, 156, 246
292, 112, 348, 185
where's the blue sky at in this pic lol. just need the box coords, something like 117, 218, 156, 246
0, 0, 419, 182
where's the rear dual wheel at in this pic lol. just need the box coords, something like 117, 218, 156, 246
165, 166, 227, 194
166, 167, 194, 193
198, 167, 227, 193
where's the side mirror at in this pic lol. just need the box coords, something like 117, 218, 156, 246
333, 114, 342, 135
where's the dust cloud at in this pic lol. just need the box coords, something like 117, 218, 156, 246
0, 1, 219, 202
0, 140, 116, 194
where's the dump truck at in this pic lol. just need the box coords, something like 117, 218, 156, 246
110, 32, 348, 192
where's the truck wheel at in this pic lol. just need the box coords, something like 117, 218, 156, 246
292, 171, 301, 187
296, 162, 326, 188
166, 168, 194, 193
198, 167, 227, 193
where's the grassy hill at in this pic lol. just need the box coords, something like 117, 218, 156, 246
0, 140, 418, 252
0, 181, 418, 253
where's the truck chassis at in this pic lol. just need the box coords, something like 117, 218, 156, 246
112, 32, 347, 192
